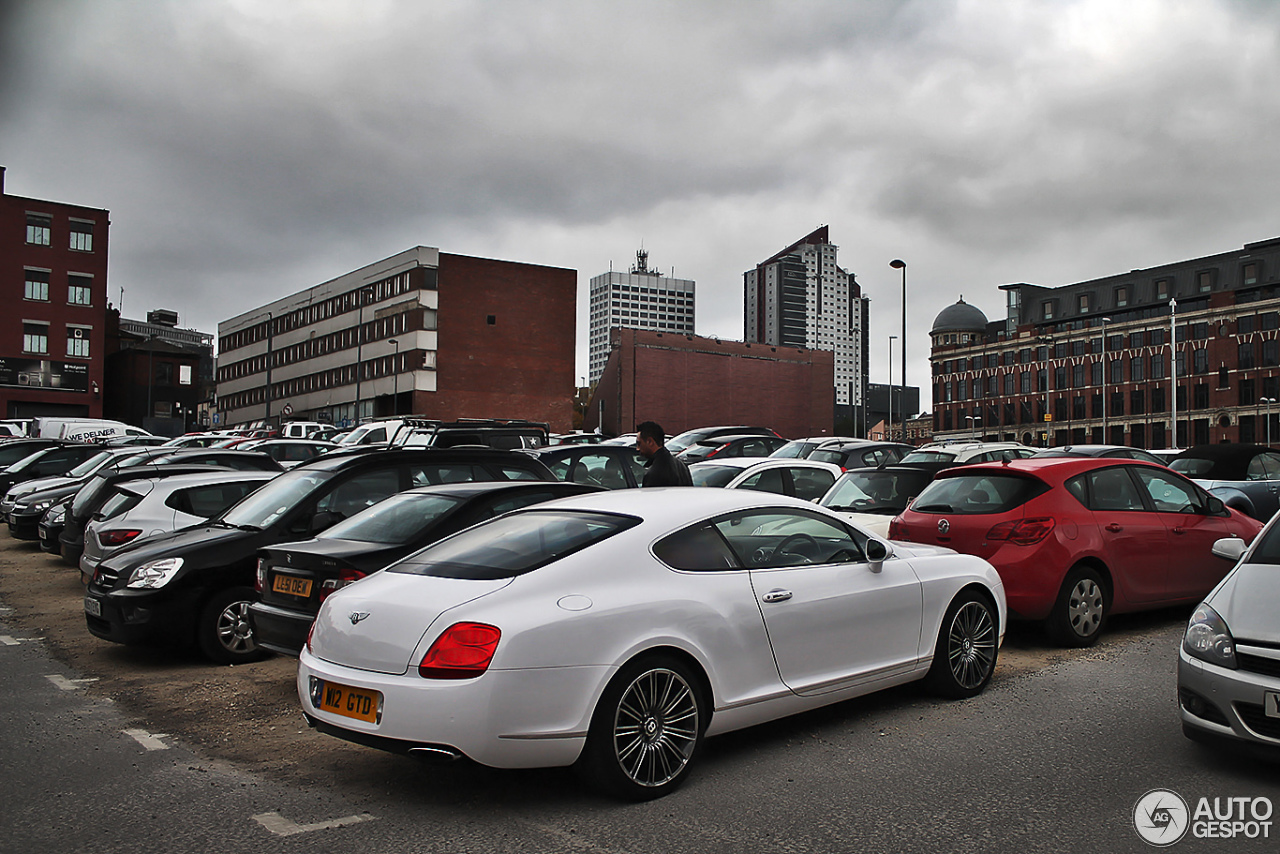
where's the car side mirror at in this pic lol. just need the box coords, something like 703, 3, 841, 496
1211, 537, 1247, 562
864, 537, 895, 572
1203, 495, 1225, 516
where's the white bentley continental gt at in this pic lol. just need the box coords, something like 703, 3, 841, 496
297, 488, 1006, 799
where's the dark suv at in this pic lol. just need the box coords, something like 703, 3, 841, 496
84, 447, 556, 664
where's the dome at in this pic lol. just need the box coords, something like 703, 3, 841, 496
931, 297, 988, 334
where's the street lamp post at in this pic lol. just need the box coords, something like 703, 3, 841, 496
1264, 398, 1277, 448
890, 260, 907, 437
1101, 317, 1112, 442
965, 414, 979, 441
353, 287, 373, 425
1170, 297, 1178, 449
388, 338, 400, 416
888, 335, 898, 441
264, 311, 273, 428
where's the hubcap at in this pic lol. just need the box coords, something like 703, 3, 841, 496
947, 601, 997, 689
1067, 579, 1104, 638
216, 600, 256, 654
613, 668, 699, 788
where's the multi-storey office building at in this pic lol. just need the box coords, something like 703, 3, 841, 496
588, 249, 694, 385
0, 167, 110, 419
930, 236, 1280, 448
217, 247, 576, 431
744, 226, 869, 415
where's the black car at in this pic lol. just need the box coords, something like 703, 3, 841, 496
663, 425, 782, 455
527, 444, 648, 489
806, 441, 914, 470
84, 447, 557, 664
37, 496, 72, 555
1169, 443, 1280, 521
58, 450, 285, 564
676, 433, 790, 464
0, 438, 60, 468
0, 443, 104, 494
249, 480, 600, 656
1032, 444, 1166, 465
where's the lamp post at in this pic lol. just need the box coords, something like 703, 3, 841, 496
145, 337, 156, 426
1169, 297, 1178, 449
888, 334, 898, 441
890, 259, 907, 435
264, 311, 273, 429
1264, 398, 1277, 448
1101, 317, 1112, 442
388, 338, 400, 416
353, 287, 373, 425
965, 414, 979, 441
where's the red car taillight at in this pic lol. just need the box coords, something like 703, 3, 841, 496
98, 529, 142, 547
986, 517, 1056, 546
888, 517, 907, 540
318, 568, 367, 602
418, 622, 501, 679
704, 442, 731, 460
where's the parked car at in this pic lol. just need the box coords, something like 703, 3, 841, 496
899, 441, 1036, 466
807, 441, 914, 471
0, 437, 60, 467
0, 443, 105, 494
84, 447, 557, 664
298, 488, 1005, 799
100, 435, 171, 447
37, 496, 72, 555
527, 445, 647, 490
769, 436, 861, 459
889, 458, 1263, 646
234, 439, 338, 468
664, 425, 782, 455
250, 480, 602, 656
1178, 522, 1280, 754
280, 421, 328, 439
676, 434, 790, 464
819, 464, 952, 537
1169, 444, 1280, 522
2, 445, 149, 531
546, 432, 608, 446
1032, 445, 1167, 465
689, 458, 844, 501
79, 471, 279, 581
160, 433, 231, 449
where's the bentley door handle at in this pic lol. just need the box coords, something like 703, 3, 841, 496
761, 589, 793, 603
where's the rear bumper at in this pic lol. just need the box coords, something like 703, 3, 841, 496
247, 601, 312, 657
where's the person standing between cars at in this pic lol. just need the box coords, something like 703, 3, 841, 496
636, 421, 693, 487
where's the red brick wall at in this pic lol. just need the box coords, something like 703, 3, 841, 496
587, 329, 834, 439
422, 253, 577, 432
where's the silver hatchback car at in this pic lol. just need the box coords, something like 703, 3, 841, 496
79, 471, 277, 581
1178, 517, 1280, 756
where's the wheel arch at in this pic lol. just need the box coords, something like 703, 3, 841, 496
614, 645, 716, 729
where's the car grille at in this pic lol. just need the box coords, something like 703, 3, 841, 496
95, 566, 121, 587
1235, 702, 1280, 740
1237, 652, 1280, 679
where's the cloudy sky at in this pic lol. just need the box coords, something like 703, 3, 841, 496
4, 0, 1280, 402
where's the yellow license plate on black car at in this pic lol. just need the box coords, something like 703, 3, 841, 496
318, 680, 382, 723
272, 574, 313, 598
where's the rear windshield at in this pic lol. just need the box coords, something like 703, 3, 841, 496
319, 493, 464, 545
690, 465, 740, 488
389, 510, 638, 579
909, 472, 1047, 515
770, 441, 812, 459
97, 489, 147, 521
1169, 458, 1215, 478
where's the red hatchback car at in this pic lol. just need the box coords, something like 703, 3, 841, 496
888, 457, 1263, 646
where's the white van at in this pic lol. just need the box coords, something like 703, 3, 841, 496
280, 421, 327, 439
33, 418, 152, 443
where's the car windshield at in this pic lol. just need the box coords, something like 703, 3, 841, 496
390, 510, 638, 579
900, 451, 957, 464
691, 465, 741, 488
1169, 458, 1216, 478
318, 492, 464, 545
1244, 523, 1280, 565
6, 449, 51, 473
67, 451, 115, 477
220, 469, 333, 528
910, 472, 1046, 515
822, 471, 930, 514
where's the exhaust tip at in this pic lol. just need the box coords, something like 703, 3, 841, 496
409, 746, 462, 762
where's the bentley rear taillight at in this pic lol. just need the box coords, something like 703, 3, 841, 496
418, 623, 501, 679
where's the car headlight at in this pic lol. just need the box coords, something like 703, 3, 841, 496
126, 557, 185, 589
1183, 603, 1237, 669
27, 500, 51, 514
44, 505, 66, 524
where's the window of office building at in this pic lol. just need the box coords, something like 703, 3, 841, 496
1151, 353, 1166, 379
68, 275, 92, 306
26, 213, 51, 246
1156, 279, 1171, 301
1110, 359, 1123, 384
1240, 378, 1256, 407
1197, 270, 1215, 293
24, 269, 49, 301
1239, 315, 1256, 334
1265, 340, 1280, 367
1243, 262, 1259, 285
1092, 362, 1103, 386
23, 322, 48, 354
69, 220, 93, 252
1193, 348, 1209, 374
1078, 294, 1090, 313
1131, 389, 1145, 415
1194, 383, 1209, 409
1115, 286, 1129, 307
1239, 341, 1256, 369
66, 327, 90, 358
1132, 357, 1145, 382
1073, 364, 1085, 388
1042, 301, 1054, 320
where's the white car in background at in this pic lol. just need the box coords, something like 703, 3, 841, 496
689, 458, 844, 502
299, 488, 1005, 799
79, 471, 277, 581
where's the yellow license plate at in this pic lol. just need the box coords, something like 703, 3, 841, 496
318, 680, 382, 723
272, 574, 313, 598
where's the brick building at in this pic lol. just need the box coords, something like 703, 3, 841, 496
930, 236, 1280, 448
585, 328, 834, 439
217, 247, 577, 432
0, 167, 110, 419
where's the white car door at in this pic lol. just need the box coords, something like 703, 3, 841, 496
712, 509, 923, 697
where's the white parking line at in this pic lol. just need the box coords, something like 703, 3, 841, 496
0, 635, 41, 645
122, 728, 170, 750
45, 674, 99, 690
252, 811, 376, 837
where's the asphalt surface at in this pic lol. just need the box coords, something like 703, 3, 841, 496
3, 601, 1279, 853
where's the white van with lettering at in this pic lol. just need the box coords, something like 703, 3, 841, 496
33, 418, 152, 443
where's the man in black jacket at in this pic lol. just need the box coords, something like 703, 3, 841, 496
636, 421, 693, 487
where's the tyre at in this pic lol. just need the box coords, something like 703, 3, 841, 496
576, 655, 706, 801
1045, 566, 1108, 647
924, 589, 999, 699
197, 586, 268, 664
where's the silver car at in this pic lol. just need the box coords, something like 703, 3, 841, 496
79, 471, 277, 581
1178, 520, 1280, 755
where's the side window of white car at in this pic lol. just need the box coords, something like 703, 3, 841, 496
712, 510, 862, 569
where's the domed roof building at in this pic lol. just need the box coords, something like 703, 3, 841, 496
930, 297, 989, 347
